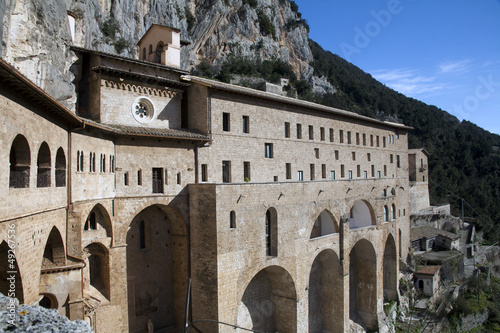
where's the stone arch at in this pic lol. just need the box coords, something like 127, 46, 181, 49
238, 266, 297, 333
154, 41, 164, 63
37, 142, 51, 187
39, 293, 58, 309
349, 200, 375, 229
310, 209, 338, 239
308, 249, 343, 333
265, 207, 278, 257
9, 134, 30, 188
349, 239, 378, 330
383, 205, 389, 222
0, 241, 24, 302
83, 243, 110, 302
55, 147, 66, 187
83, 204, 112, 239
384, 234, 398, 301
126, 204, 188, 333
42, 227, 66, 268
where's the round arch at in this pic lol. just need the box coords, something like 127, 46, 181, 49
308, 249, 343, 333
126, 204, 187, 333
39, 293, 58, 310
9, 134, 31, 188
237, 265, 297, 333
55, 147, 66, 187
349, 200, 375, 229
349, 239, 378, 330
36, 142, 51, 187
383, 234, 398, 301
310, 209, 338, 239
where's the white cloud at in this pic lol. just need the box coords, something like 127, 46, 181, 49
439, 59, 471, 74
371, 68, 445, 95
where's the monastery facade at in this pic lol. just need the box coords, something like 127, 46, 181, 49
0, 25, 429, 333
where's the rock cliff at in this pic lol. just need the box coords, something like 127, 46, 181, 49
1, 0, 333, 110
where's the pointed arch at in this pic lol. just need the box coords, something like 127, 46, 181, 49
42, 227, 66, 268
238, 266, 297, 333
310, 209, 338, 239
9, 134, 30, 188
350, 239, 378, 330
308, 250, 343, 332
383, 234, 398, 301
349, 200, 375, 229
0, 241, 24, 302
83, 204, 112, 239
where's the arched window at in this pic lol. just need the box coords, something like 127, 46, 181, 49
391, 204, 396, 220
230, 211, 236, 229
142, 47, 146, 60
154, 41, 164, 63
9, 134, 30, 188
382, 188, 387, 197
77, 150, 84, 172
37, 142, 51, 187
148, 44, 153, 55
383, 206, 389, 222
265, 208, 277, 257
55, 148, 66, 187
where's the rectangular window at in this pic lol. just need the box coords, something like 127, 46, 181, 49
138, 169, 142, 186
285, 122, 290, 138
310, 164, 315, 180
348, 170, 353, 179
384, 165, 387, 176
297, 123, 302, 139
383, 136, 386, 148
397, 155, 401, 168
265, 143, 274, 158
357, 165, 361, 178
309, 125, 314, 140
339, 130, 344, 143
286, 163, 291, 179
341, 165, 345, 178
314, 148, 320, 159
370, 135, 374, 146
363, 133, 367, 146
390, 154, 394, 163
377, 171, 381, 178
330, 170, 335, 180
376, 136, 380, 147
364, 170, 368, 179
298, 170, 303, 181
367, 153, 371, 162
347, 131, 352, 144
124, 172, 129, 186
335, 150, 339, 160
177, 172, 182, 185
320, 127, 325, 141
352, 152, 356, 161
371, 165, 375, 177
223, 112, 230, 132
201, 164, 208, 182
152, 168, 163, 193
222, 161, 231, 183
356, 132, 360, 145
243, 115, 250, 133
322, 164, 326, 178
329, 128, 334, 142
244, 161, 251, 181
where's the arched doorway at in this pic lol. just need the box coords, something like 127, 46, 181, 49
308, 250, 343, 333
0, 241, 24, 302
126, 205, 188, 333
238, 266, 297, 333
383, 234, 398, 301
349, 200, 375, 229
82, 243, 110, 302
349, 239, 378, 330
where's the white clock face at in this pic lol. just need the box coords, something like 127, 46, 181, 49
132, 97, 155, 123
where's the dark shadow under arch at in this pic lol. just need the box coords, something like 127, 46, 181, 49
384, 234, 398, 301
0, 241, 24, 302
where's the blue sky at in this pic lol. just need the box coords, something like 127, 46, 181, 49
294, 0, 500, 135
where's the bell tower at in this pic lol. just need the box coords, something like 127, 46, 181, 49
137, 24, 182, 68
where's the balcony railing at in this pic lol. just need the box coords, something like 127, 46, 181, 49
9, 171, 29, 188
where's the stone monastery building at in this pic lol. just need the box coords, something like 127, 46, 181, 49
0, 25, 430, 332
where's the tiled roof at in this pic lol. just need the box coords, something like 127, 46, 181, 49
82, 119, 210, 141
411, 226, 460, 241
91, 66, 190, 88
181, 75, 414, 131
416, 265, 440, 275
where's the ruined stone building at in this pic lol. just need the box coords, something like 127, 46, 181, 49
0, 25, 430, 332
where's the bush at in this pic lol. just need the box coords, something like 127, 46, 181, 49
242, 0, 258, 8
113, 37, 128, 54
101, 18, 120, 39
257, 11, 275, 38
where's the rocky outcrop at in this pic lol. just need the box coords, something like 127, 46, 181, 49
0, 293, 93, 332
1, 0, 326, 111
